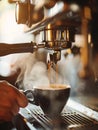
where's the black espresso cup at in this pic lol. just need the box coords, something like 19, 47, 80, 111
24, 84, 70, 117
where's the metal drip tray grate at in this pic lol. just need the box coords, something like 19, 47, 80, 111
21, 104, 98, 130
61, 112, 96, 128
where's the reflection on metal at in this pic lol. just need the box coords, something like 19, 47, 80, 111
66, 99, 98, 121
15, 1, 44, 27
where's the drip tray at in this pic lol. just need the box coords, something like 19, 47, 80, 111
18, 103, 98, 130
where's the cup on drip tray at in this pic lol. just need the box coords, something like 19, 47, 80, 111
24, 84, 71, 117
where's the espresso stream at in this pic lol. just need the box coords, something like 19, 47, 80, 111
47, 63, 60, 85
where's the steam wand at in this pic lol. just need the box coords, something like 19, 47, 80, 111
0, 42, 45, 56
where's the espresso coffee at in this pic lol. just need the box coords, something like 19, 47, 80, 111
33, 84, 70, 117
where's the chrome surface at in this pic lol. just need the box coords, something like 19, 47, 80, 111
19, 99, 98, 130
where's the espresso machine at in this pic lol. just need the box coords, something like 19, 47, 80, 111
0, 0, 98, 130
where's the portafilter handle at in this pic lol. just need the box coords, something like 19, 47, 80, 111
0, 42, 45, 56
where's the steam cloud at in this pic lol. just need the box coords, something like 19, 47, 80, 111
16, 51, 65, 90
15, 49, 93, 95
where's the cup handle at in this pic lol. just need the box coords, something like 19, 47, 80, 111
23, 89, 38, 105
